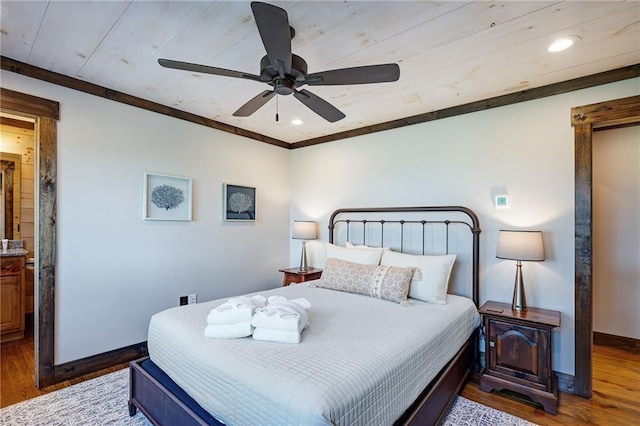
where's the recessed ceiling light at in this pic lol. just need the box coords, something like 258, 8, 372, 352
291, 119, 304, 126
547, 35, 581, 53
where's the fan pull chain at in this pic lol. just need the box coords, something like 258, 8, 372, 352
275, 95, 279, 122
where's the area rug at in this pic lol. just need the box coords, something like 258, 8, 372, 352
0, 368, 536, 425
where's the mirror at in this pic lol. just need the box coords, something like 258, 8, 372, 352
0, 152, 21, 239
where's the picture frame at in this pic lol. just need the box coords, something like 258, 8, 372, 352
223, 183, 256, 221
143, 172, 192, 221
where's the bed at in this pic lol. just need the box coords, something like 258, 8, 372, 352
129, 206, 482, 426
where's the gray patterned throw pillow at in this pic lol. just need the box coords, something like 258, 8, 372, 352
316, 258, 414, 304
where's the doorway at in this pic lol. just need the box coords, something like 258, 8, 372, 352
572, 94, 640, 397
592, 126, 640, 345
0, 118, 37, 404
0, 88, 58, 388
1, 118, 36, 311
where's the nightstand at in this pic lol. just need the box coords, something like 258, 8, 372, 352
279, 268, 322, 287
479, 301, 561, 414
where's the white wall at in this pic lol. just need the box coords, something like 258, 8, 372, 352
290, 77, 640, 376
1, 71, 291, 363
593, 126, 640, 339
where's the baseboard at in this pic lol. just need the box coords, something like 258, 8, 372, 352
52, 341, 148, 385
555, 371, 575, 394
594, 331, 640, 354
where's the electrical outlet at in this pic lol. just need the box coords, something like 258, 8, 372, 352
188, 293, 197, 304
179, 296, 188, 306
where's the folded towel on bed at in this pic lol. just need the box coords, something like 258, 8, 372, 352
252, 296, 311, 332
252, 327, 303, 344
207, 295, 267, 325
204, 321, 254, 339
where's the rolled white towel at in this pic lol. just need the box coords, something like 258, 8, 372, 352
250, 295, 267, 308
266, 295, 287, 304
207, 295, 267, 325
252, 297, 311, 332
264, 296, 312, 308
252, 327, 302, 344
204, 321, 253, 339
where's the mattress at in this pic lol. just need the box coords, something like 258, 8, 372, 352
147, 282, 480, 426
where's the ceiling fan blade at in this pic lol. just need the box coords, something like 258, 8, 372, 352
233, 90, 276, 117
251, 2, 292, 77
293, 89, 345, 123
158, 58, 262, 82
306, 63, 400, 86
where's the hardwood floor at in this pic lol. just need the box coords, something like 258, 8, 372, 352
462, 344, 640, 425
2, 321, 639, 424
0, 316, 128, 409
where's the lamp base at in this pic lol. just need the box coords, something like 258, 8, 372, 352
299, 241, 309, 272
512, 261, 527, 311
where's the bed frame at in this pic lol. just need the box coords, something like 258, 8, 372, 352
129, 205, 481, 426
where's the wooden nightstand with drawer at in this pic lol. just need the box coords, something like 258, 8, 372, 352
479, 301, 561, 414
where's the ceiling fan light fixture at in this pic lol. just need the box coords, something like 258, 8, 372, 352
158, 1, 399, 123
547, 35, 581, 52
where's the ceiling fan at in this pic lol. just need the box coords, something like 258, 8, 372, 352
158, 1, 400, 123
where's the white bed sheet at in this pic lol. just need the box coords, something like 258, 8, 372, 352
147, 282, 480, 426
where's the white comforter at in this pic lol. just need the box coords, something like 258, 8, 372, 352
147, 283, 480, 426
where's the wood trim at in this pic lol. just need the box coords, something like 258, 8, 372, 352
593, 332, 640, 354
572, 95, 640, 128
556, 371, 575, 394
0, 117, 35, 130
293, 64, 640, 148
3, 56, 638, 150
574, 121, 593, 398
54, 341, 148, 383
0, 89, 59, 388
37, 116, 57, 387
0, 87, 59, 120
572, 95, 640, 398
0, 56, 289, 149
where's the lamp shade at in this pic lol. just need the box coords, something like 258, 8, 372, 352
292, 221, 317, 240
496, 230, 545, 262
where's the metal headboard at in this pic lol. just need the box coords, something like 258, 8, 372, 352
328, 206, 481, 307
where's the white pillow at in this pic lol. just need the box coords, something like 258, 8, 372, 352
346, 242, 378, 249
325, 242, 383, 265
381, 248, 456, 304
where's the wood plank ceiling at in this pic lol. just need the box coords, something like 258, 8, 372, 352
1, 1, 639, 145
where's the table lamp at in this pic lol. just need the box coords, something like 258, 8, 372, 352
496, 230, 545, 311
292, 221, 317, 272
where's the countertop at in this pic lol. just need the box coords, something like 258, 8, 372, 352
1, 248, 29, 258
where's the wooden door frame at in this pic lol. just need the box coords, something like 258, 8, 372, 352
1, 88, 58, 388
572, 94, 640, 397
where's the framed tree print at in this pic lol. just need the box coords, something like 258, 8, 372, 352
143, 172, 192, 221
223, 184, 256, 221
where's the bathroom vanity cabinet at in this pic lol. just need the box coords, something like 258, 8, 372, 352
1, 251, 27, 343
